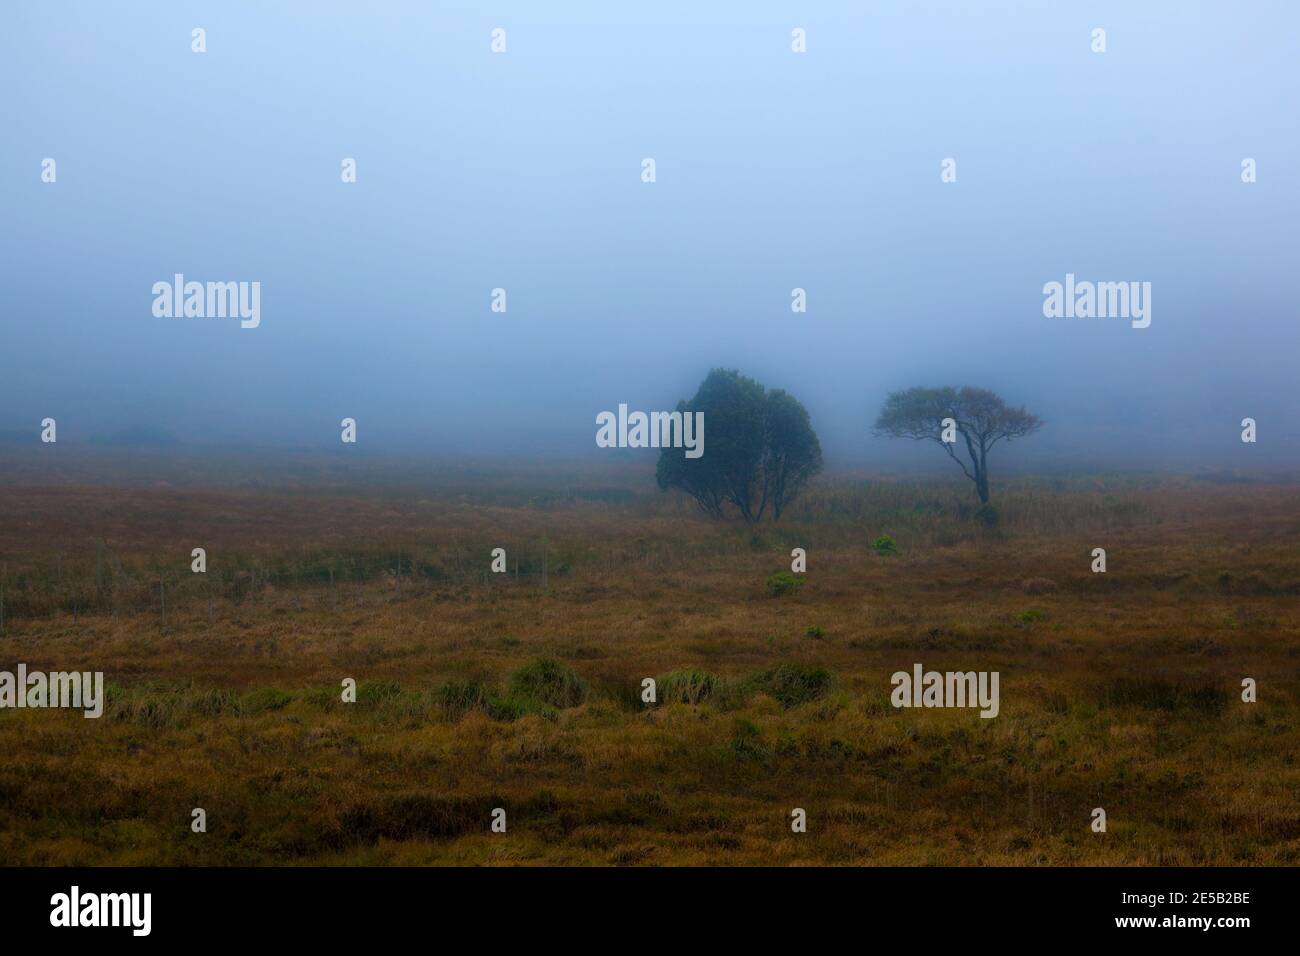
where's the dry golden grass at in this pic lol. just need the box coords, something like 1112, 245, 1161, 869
0, 458, 1297, 865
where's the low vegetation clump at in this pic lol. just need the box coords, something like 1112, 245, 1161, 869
872, 534, 897, 555
507, 657, 588, 709
750, 663, 833, 708
657, 670, 722, 705
484, 695, 555, 722
766, 571, 804, 597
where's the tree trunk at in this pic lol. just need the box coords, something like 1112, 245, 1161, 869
973, 461, 990, 503
975, 442, 991, 504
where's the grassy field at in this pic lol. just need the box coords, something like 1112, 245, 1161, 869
1, 452, 1297, 865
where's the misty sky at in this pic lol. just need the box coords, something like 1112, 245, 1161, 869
2, 1, 1297, 471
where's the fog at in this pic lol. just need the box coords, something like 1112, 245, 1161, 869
3, 1, 1297, 473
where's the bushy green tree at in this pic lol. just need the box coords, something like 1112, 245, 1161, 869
657, 369, 823, 522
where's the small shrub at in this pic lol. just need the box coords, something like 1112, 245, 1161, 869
658, 670, 721, 705
486, 695, 556, 722
751, 663, 833, 708
107, 683, 188, 727
1017, 609, 1045, 624
872, 535, 897, 555
805, 624, 825, 639
189, 687, 242, 718
508, 658, 587, 709
766, 571, 804, 597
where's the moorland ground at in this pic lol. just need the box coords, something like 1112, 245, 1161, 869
0, 451, 1297, 865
